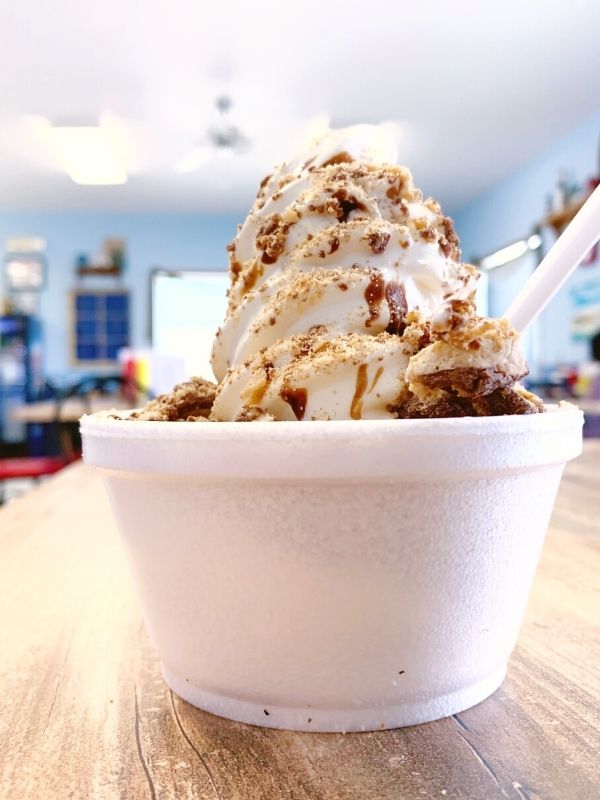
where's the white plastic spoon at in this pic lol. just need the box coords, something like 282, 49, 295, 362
504, 184, 600, 332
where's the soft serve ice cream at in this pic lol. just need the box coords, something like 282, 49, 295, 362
210, 125, 541, 421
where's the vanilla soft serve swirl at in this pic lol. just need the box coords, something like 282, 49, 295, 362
211, 126, 535, 421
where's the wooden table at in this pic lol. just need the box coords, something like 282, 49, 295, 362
1, 445, 598, 800
10, 395, 131, 424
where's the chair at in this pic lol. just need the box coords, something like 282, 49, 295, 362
0, 375, 123, 503
51, 374, 128, 458
0, 455, 69, 504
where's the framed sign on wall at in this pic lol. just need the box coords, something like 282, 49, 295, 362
4, 252, 46, 291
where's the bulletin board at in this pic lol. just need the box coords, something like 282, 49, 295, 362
70, 289, 130, 366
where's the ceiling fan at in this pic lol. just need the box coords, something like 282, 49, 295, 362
176, 95, 250, 173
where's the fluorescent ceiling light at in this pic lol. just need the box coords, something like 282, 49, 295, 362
50, 126, 127, 185
480, 241, 528, 270
480, 234, 542, 271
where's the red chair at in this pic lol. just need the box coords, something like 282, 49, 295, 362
0, 455, 76, 504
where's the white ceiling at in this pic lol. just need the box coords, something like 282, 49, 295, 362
1, 0, 599, 215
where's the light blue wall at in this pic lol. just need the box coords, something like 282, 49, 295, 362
0, 212, 238, 380
452, 111, 600, 369
3, 113, 599, 381
452, 110, 600, 260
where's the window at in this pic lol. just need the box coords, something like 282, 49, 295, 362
150, 270, 228, 381
71, 290, 130, 364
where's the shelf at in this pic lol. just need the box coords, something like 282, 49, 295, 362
77, 265, 121, 277
544, 195, 588, 233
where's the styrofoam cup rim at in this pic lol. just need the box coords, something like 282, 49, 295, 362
80, 403, 583, 480
81, 403, 582, 441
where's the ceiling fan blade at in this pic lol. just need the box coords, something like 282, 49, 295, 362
175, 144, 214, 173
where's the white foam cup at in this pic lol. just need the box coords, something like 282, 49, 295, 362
81, 405, 583, 732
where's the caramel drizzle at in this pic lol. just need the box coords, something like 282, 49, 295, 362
384, 281, 408, 335
364, 271, 385, 327
369, 366, 384, 393
350, 364, 369, 420
280, 387, 307, 420
241, 259, 265, 294
247, 379, 268, 407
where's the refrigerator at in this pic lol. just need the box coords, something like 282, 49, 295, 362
0, 315, 43, 450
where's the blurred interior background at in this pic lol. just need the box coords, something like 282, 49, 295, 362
1, 0, 600, 496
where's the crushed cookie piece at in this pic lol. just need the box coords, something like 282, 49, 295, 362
278, 174, 294, 190
417, 366, 524, 398
419, 227, 437, 243
439, 217, 460, 259
128, 377, 216, 421
264, 361, 275, 381
365, 230, 391, 255
256, 213, 290, 264
418, 329, 432, 349
235, 407, 276, 422
322, 151, 354, 167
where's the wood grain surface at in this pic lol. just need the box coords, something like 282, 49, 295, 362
0, 444, 598, 800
